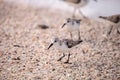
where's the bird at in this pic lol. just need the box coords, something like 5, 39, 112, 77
48, 38, 82, 64
62, 18, 82, 40
99, 14, 120, 35
99, 14, 120, 24
61, 0, 97, 18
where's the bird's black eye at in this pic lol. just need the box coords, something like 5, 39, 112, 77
67, 20, 70, 23
67, 18, 71, 23
54, 40, 57, 42
67, 19, 70, 23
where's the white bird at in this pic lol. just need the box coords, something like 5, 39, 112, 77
61, 0, 97, 18
62, 18, 82, 40
48, 38, 82, 64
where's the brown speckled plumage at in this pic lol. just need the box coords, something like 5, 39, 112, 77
99, 14, 120, 23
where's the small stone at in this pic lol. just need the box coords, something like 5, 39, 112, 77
52, 68, 55, 71
37, 24, 49, 29
12, 57, 20, 60
13, 45, 21, 47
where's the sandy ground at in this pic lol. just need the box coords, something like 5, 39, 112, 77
0, 1, 120, 80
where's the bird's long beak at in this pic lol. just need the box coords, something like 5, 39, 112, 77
48, 43, 54, 49
62, 23, 67, 28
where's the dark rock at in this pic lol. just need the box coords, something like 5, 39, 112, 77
37, 24, 49, 29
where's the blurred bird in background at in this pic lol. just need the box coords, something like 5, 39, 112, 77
61, 0, 97, 18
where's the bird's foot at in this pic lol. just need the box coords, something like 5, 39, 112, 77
64, 60, 72, 64
57, 53, 65, 61
64, 53, 72, 64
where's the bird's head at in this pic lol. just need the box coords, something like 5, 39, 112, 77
61, 18, 71, 28
47, 38, 59, 49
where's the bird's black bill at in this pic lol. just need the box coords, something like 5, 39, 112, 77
62, 23, 67, 28
48, 43, 53, 49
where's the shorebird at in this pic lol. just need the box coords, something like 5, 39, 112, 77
99, 15, 120, 24
62, 18, 82, 40
99, 15, 120, 35
48, 38, 82, 64
61, 0, 97, 18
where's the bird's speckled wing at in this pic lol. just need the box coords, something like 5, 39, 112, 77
99, 14, 120, 23
64, 39, 82, 48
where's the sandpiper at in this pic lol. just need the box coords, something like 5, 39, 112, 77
99, 15, 120, 35
99, 15, 120, 24
62, 18, 82, 40
61, 0, 97, 18
48, 38, 82, 64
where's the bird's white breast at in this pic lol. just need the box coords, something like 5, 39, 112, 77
54, 42, 68, 52
67, 21, 80, 31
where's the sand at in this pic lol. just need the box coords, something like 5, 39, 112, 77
0, 1, 120, 80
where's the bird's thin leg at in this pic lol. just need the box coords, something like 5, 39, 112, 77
64, 53, 71, 64
79, 10, 87, 19
57, 53, 65, 61
78, 30, 81, 40
117, 29, 120, 34
117, 24, 120, 34
72, 7, 77, 19
107, 25, 113, 36
70, 32, 73, 40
